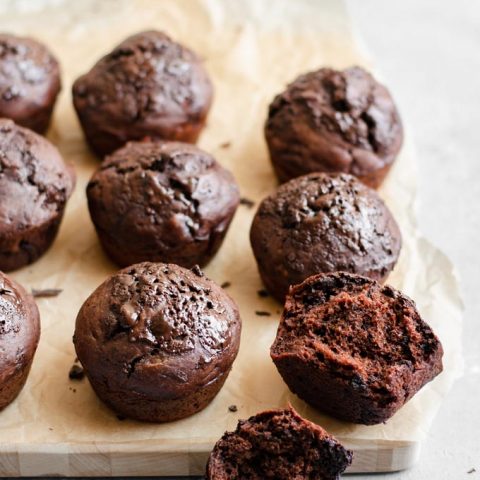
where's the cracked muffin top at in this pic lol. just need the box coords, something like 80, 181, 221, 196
72, 30, 213, 155
265, 66, 403, 188
250, 173, 401, 302
0, 270, 40, 385
0, 119, 75, 237
73, 262, 241, 400
86, 140, 239, 268
0, 33, 61, 133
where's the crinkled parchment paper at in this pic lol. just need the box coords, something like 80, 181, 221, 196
0, 0, 463, 475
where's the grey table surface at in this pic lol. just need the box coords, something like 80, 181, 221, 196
15, 1, 480, 479
345, 0, 480, 478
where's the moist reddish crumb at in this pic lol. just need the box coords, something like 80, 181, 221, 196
206, 406, 352, 479
271, 272, 444, 425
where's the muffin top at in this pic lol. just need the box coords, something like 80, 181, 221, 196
0, 34, 60, 122
0, 119, 75, 237
87, 140, 239, 266
250, 173, 401, 300
265, 66, 403, 182
74, 262, 241, 398
72, 30, 213, 132
0, 271, 40, 379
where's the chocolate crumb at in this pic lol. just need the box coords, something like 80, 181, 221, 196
69, 364, 85, 380
220, 141, 231, 149
257, 289, 269, 298
468, 468, 476, 474
255, 310, 271, 317
191, 264, 204, 277
239, 197, 255, 208
48, 427, 53, 431
228, 404, 238, 412
32, 288, 63, 298
221, 281, 231, 289
117, 415, 126, 421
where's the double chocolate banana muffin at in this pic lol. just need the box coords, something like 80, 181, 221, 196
0, 119, 75, 271
72, 30, 213, 156
265, 66, 403, 188
0, 271, 40, 411
250, 173, 401, 302
271, 272, 444, 425
73, 262, 241, 422
206, 407, 353, 479
87, 141, 239, 268
0, 33, 61, 134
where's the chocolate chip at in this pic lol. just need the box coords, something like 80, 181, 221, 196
68, 364, 85, 380
228, 404, 238, 412
191, 264, 204, 277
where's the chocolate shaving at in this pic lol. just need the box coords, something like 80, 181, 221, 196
255, 310, 271, 317
221, 281, 231, 289
239, 197, 255, 208
228, 404, 238, 412
32, 288, 63, 298
68, 364, 85, 381
220, 141, 231, 149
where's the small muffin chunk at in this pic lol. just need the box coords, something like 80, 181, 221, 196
206, 406, 353, 479
0, 33, 61, 134
265, 66, 403, 188
250, 173, 401, 302
87, 141, 239, 268
73, 262, 241, 422
0, 271, 40, 411
0, 119, 75, 271
271, 272, 444, 425
72, 30, 213, 156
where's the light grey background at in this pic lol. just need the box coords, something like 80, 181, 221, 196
345, 0, 480, 478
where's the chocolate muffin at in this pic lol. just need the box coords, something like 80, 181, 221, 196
265, 66, 403, 188
0, 271, 40, 411
250, 173, 401, 302
271, 272, 444, 425
72, 30, 213, 156
87, 141, 239, 268
0, 33, 61, 134
73, 262, 241, 422
206, 406, 353, 479
0, 119, 75, 271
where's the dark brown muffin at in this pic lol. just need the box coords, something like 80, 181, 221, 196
250, 173, 401, 302
206, 406, 353, 479
87, 141, 239, 268
271, 272, 443, 425
0, 271, 40, 411
0, 33, 61, 134
265, 66, 403, 188
0, 119, 75, 271
72, 30, 213, 156
73, 262, 241, 422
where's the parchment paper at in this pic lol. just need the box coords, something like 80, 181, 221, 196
0, 0, 463, 473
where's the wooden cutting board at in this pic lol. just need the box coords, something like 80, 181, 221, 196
0, 0, 463, 476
